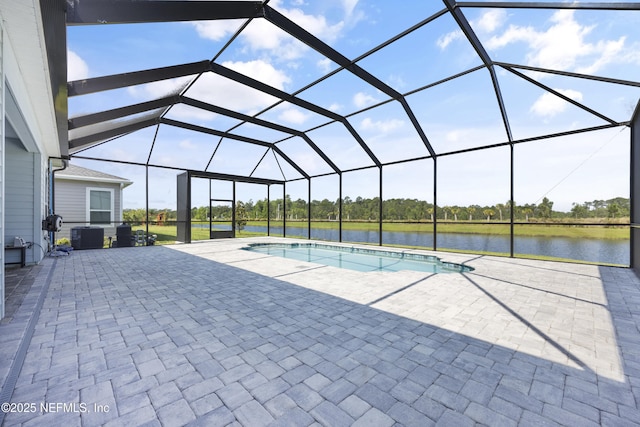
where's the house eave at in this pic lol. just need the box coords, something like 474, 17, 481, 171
56, 175, 133, 188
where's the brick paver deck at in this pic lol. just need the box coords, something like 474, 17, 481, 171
1, 237, 639, 426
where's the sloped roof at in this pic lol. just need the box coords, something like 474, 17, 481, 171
55, 164, 132, 187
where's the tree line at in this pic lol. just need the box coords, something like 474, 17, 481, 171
124, 196, 629, 223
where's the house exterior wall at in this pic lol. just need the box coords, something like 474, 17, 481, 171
0, 23, 4, 319
4, 137, 40, 264
2, 5, 57, 266
0, 2, 60, 320
54, 178, 124, 244
632, 101, 640, 274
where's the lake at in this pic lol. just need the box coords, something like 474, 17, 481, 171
235, 224, 629, 266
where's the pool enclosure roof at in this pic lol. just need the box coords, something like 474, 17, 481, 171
55, 1, 640, 184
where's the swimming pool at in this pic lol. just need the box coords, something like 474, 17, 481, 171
243, 243, 473, 274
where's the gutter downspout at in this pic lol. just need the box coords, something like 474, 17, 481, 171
49, 157, 68, 250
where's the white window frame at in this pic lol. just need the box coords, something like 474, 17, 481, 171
86, 187, 115, 227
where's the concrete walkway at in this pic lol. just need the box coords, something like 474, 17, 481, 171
1, 237, 639, 426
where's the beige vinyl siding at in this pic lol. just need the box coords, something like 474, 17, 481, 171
55, 179, 123, 242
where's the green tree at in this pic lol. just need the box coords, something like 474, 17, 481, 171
442, 206, 450, 221
123, 208, 146, 224
235, 201, 248, 232
483, 208, 494, 221
571, 202, 588, 219
342, 196, 352, 220
537, 197, 554, 219
495, 203, 505, 221
608, 202, 621, 219
467, 206, 476, 221
505, 200, 514, 220
196, 206, 209, 221
592, 199, 606, 217
314, 199, 335, 220
607, 197, 630, 218
290, 198, 307, 220
450, 206, 460, 221
253, 199, 267, 219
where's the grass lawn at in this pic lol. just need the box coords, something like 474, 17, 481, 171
131, 224, 261, 244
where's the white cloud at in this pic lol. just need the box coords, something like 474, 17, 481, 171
446, 129, 468, 143
576, 37, 626, 74
191, 20, 241, 41
67, 50, 89, 81
130, 60, 290, 117
341, 0, 359, 18
360, 117, 404, 133
530, 88, 584, 117
191, 1, 345, 62
317, 58, 334, 73
167, 104, 218, 122
240, 19, 311, 61
184, 73, 278, 115
224, 60, 291, 89
282, 7, 344, 43
622, 42, 640, 66
475, 9, 507, 33
278, 108, 310, 124
190, 19, 307, 62
485, 25, 531, 50
486, 10, 626, 74
179, 139, 197, 150
289, 152, 322, 174
437, 30, 464, 50
437, 10, 506, 50
387, 74, 406, 89
127, 75, 191, 98
328, 102, 343, 112
353, 92, 378, 108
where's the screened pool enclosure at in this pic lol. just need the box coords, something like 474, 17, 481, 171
49, 1, 640, 267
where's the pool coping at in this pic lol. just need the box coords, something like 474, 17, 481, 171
241, 241, 474, 273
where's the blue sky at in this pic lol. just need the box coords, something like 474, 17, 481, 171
67, 1, 640, 212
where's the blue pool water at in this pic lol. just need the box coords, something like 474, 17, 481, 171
243, 243, 473, 274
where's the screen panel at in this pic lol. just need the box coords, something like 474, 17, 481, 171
437, 147, 511, 255
383, 160, 434, 250
310, 174, 340, 242
514, 127, 630, 265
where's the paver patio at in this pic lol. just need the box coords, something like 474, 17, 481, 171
1, 237, 639, 426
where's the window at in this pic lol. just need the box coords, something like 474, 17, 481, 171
87, 188, 114, 225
